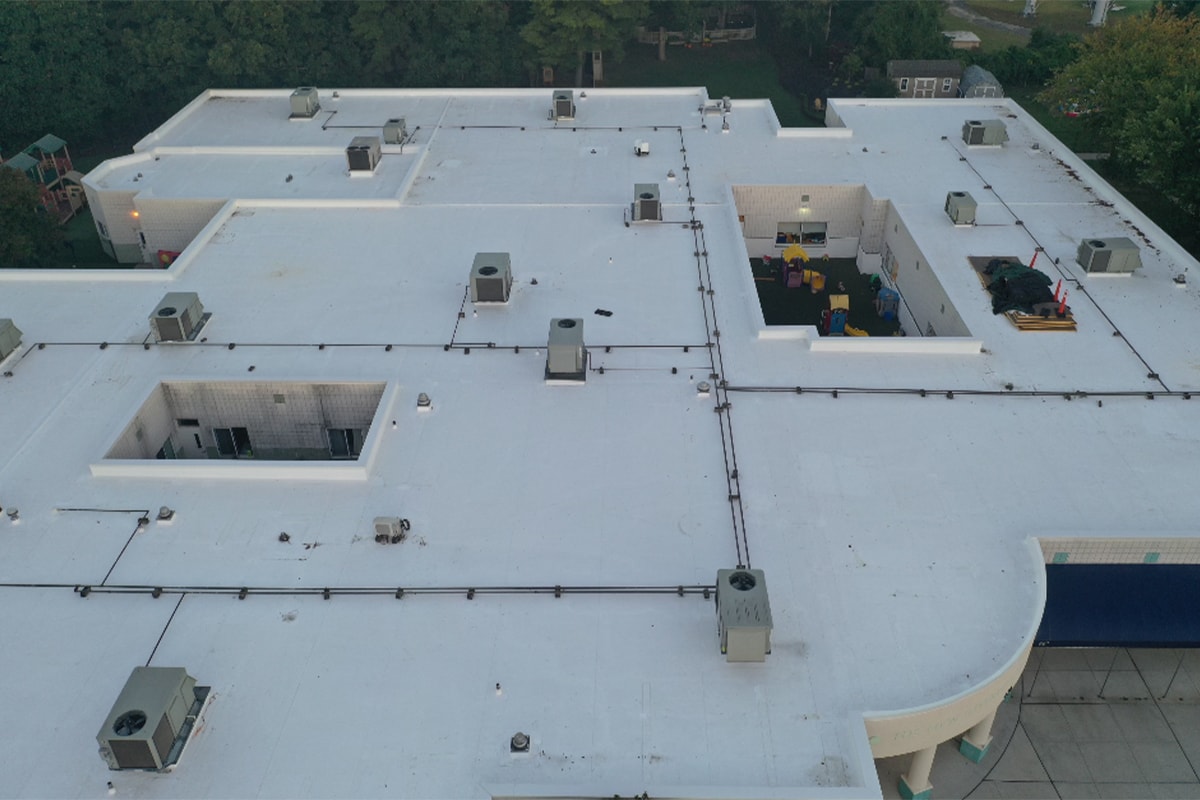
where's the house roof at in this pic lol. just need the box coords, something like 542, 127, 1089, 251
4, 89, 1200, 799
886, 59, 964, 79
962, 64, 1004, 89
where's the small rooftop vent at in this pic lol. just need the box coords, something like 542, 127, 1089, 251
632, 183, 661, 222
945, 191, 977, 225
346, 136, 382, 173
1077, 237, 1142, 274
552, 90, 575, 121
97, 667, 198, 770
289, 87, 320, 119
0, 318, 22, 362
546, 318, 586, 382
150, 293, 205, 343
962, 119, 1007, 146
383, 118, 407, 145
470, 252, 513, 303
716, 568, 772, 662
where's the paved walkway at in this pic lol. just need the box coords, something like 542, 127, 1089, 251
944, 0, 1033, 40
877, 648, 1200, 799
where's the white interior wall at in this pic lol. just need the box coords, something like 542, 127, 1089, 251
109, 382, 386, 459
881, 205, 970, 337
732, 184, 865, 260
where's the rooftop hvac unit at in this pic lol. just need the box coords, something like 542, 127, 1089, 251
97, 667, 198, 770
546, 318, 586, 381
716, 568, 773, 662
346, 136, 382, 173
552, 90, 575, 121
962, 119, 1008, 146
289, 87, 320, 119
944, 191, 977, 225
470, 252, 513, 303
374, 516, 409, 544
1077, 237, 1142, 274
150, 292, 205, 343
383, 117, 407, 145
0, 318, 22, 362
632, 183, 661, 222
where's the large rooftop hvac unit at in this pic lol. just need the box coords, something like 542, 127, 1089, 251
945, 191, 977, 225
716, 568, 772, 662
383, 118, 407, 145
0, 318, 22, 362
552, 90, 575, 121
289, 87, 320, 119
97, 667, 198, 770
470, 252, 513, 303
546, 318, 586, 381
632, 183, 661, 222
962, 119, 1008, 146
346, 136, 382, 173
150, 293, 205, 343
1077, 237, 1142, 274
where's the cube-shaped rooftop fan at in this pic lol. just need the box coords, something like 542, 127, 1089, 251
346, 136, 382, 172
945, 191, 977, 225
552, 90, 575, 121
290, 87, 320, 118
470, 252, 513, 303
716, 568, 773, 662
383, 118, 407, 144
150, 293, 204, 343
633, 184, 661, 222
546, 318, 585, 380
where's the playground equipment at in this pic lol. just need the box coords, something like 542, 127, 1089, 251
782, 244, 809, 263
823, 294, 849, 336
875, 288, 899, 321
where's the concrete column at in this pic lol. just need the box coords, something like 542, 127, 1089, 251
959, 706, 998, 763
898, 744, 936, 800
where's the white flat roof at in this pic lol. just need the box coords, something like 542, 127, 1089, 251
3, 89, 1199, 799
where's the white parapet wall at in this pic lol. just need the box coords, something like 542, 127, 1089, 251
862, 538, 1045, 759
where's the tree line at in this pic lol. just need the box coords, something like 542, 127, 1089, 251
0, 0, 965, 157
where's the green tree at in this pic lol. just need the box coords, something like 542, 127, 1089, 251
764, 0, 837, 60
852, 1, 948, 68
521, 0, 649, 87
0, 2, 111, 153
352, 1, 519, 87
0, 169, 63, 268
1039, 10, 1200, 212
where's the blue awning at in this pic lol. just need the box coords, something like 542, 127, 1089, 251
1037, 564, 1200, 647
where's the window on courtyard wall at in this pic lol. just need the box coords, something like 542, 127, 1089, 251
777, 221, 827, 246
328, 428, 363, 459
942, 78, 952, 93
899, 78, 909, 92
800, 222, 827, 246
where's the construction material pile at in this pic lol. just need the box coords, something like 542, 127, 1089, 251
983, 259, 1055, 315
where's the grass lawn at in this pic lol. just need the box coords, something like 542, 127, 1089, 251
51, 207, 120, 269
604, 42, 816, 127
961, 0, 1157, 35
939, 7, 1030, 51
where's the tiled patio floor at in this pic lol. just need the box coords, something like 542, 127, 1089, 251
877, 648, 1200, 799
